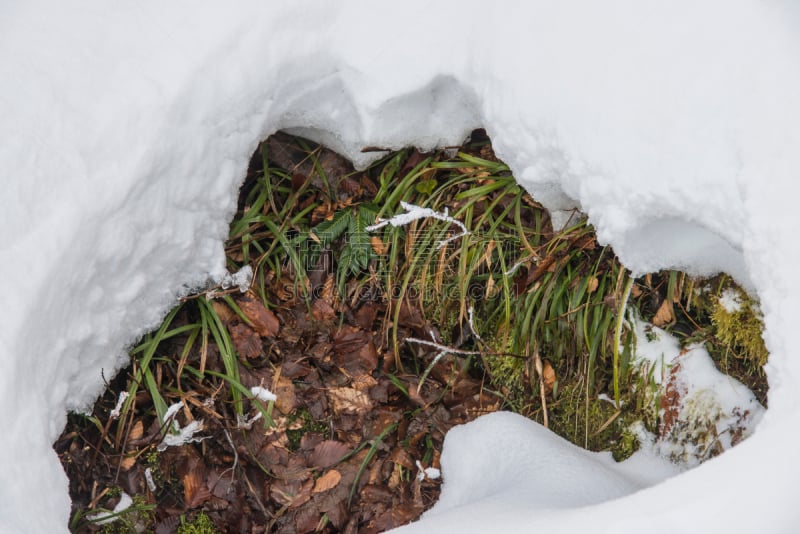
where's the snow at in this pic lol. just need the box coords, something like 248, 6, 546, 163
366, 201, 471, 249
719, 287, 744, 314
250, 386, 277, 403
218, 265, 254, 294
1, 1, 799, 532
86, 491, 133, 526
631, 319, 678, 385
157, 401, 206, 451
630, 318, 765, 465
415, 460, 442, 482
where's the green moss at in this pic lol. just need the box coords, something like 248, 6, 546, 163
711, 287, 768, 367
485, 353, 527, 400
177, 512, 219, 534
285, 408, 329, 450
613, 426, 642, 462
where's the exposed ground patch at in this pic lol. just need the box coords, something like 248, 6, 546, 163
57, 130, 768, 533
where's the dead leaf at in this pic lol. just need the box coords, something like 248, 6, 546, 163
371, 236, 389, 255
653, 299, 675, 327
291, 172, 307, 192
332, 325, 370, 355
542, 360, 556, 396
312, 470, 342, 493
660, 360, 684, 436
587, 276, 599, 294
270, 478, 313, 509
119, 454, 136, 472
352, 303, 379, 330
236, 293, 279, 338
311, 298, 336, 322
328, 387, 373, 416
229, 322, 262, 360
129, 420, 144, 442
183, 470, 211, 509
211, 300, 234, 324
273, 376, 297, 415
310, 440, 351, 468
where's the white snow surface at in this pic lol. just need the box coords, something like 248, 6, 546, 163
631, 319, 764, 465
1, 1, 799, 531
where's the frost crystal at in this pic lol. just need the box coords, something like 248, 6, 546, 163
219, 265, 254, 293
250, 386, 277, 403
109, 391, 129, 420
366, 201, 470, 249
158, 419, 206, 451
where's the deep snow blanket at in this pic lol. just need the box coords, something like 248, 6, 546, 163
1, 1, 799, 532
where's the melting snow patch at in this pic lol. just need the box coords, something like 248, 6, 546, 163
86, 492, 133, 526
718, 287, 743, 313
219, 265, 254, 293
108, 392, 129, 420
416, 460, 441, 481
657, 344, 764, 465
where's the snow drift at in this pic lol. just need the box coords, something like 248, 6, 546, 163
1, 1, 799, 532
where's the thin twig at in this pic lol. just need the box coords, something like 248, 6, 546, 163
220, 428, 239, 489
405, 337, 483, 356
534, 349, 549, 429
405, 337, 525, 359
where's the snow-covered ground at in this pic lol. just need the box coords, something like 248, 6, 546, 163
1, 1, 799, 532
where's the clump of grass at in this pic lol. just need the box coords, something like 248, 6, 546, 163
81, 133, 772, 518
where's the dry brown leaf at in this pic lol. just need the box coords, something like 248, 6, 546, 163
587, 276, 599, 294
289, 478, 314, 509
129, 420, 144, 442
211, 300, 234, 324
311, 299, 336, 322
236, 293, 279, 337
119, 454, 136, 472
371, 236, 389, 255
660, 360, 684, 436
328, 387, 372, 416
183, 470, 211, 509
631, 283, 643, 298
273, 376, 297, 415
312, 469, 342, 494
332, 325, 370, 354
388, 463, 404, 490
653, 299, 675, 327
349, 373, 378, 392
229, 322, 262, 360
270, 478, 313, 509
310, 440, 350, 468
542, 360, 556, 396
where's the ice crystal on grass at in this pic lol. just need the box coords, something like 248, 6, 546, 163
366, 201, 470, 249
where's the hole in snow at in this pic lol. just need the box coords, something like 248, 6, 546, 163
57, 129, 768, 530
